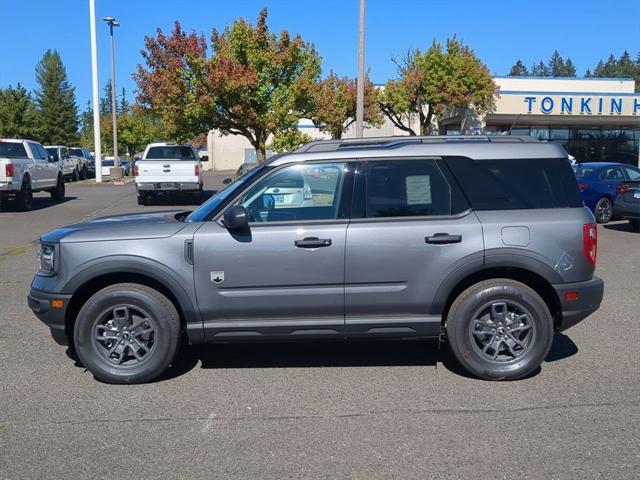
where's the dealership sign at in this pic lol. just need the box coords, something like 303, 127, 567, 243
520, 95, 640, 115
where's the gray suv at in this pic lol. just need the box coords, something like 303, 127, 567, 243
28, 136, 604, 384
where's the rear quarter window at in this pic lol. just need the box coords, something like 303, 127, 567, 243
444, 157, 583, 210
0, 142, 28, 158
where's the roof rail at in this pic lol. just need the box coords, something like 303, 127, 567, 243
296, 135, 540, 153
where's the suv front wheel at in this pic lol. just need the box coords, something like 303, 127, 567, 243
73, 283, 181, 384
446, 279, 553, 381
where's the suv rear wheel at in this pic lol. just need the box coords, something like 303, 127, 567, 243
73, 283, 181, 384
595, 197, 613, 223
446, 279, 553, 380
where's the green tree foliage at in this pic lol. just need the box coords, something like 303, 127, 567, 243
0, 84, 40, 138
135, 9, 321, 162
548, 50, 577, 77
268, 129, 313, 153
119, 88, 130, 115
531, 60, 550, 76
309, 71, 383, 139
377, 37, 497, 135
509, 60, 529, 76
34, 49, 79, 145
591, 50, 640, 91
79, 100, 94, 150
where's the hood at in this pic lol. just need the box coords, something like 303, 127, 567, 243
41, 210, 191, 244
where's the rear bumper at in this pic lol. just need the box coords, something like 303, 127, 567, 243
136, 181, 201, 192
552, 276, 604, 331
27, 289, 72, 346
0, 182, 19, 194
614, 199, 640, 220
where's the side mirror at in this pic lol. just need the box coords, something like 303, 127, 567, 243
50, 154, 59, 162
222, 177, 232, 185
223, 205, 249, 232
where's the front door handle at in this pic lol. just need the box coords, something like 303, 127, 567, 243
295, 237, 332, 248
425, 233, 462, 244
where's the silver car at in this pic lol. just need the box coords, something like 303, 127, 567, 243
29, 136, 604, 384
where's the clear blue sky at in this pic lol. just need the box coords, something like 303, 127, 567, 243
1, 0, 639, 107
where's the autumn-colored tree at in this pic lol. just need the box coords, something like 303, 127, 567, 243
309, 71, 383, 139
377, 37, 497, 135
135, 9, 321, 162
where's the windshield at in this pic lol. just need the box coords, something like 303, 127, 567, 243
45, 147, 57, 156
0, 142, 28, 158
186, 165, 267, 222
68, 148, 84, 157
145, 146, 195, 160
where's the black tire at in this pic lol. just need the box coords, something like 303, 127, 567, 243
80, 165, 88, 180
73, 283, 181, 384
446, 278, 554, 381
14, 177, 33, 211
629, 218, 640, 231
594, 197, 613, 224
137, 193, 148, 206
72, 167, 80, 182
50, 174, 65, 201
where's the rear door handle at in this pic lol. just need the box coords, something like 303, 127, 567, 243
295, 237, 332, 248
425, 233, 462, 244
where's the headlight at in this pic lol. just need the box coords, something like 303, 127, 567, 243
37, 243, 57, 275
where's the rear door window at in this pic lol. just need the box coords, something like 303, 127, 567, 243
365, 159, 465, 218
0, 142, 27, 158
444, 157, 582, 210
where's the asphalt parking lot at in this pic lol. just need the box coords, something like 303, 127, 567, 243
1, 172, 639, 480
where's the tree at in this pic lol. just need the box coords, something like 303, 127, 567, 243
591, 51, 640, 92
34, 50, 79, 145
135, 9, 321, 162
531, 60, 550, 76
100, 80, 112, 115
509, 60, 529, 76
0, 84, 40, 138
377, 37, 497, 136
548, 50, 566, 76
268, 129, 312, 153
79, 100, 94, 150
309, 71, 383, 139
564, 58, 577, 77
119, 88, 130, 115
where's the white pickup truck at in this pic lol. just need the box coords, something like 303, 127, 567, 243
0, 139, 65, 211
135, 142, 203, 205
45, 145, 80, 181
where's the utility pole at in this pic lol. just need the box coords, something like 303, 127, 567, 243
355, 0, 366, 138
102, 16, 120, 167
89, 0, 102, 182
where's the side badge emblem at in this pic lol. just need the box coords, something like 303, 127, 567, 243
210, 271, 225, 284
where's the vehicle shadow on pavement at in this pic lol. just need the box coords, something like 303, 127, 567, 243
603, 222, 639, 233
0, 196, 77, 212
67, 333, 579, 383
143, 191, 216, 207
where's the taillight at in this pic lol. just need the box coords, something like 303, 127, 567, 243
583, 223, 598, 267
5, 164, 14, 178
578, 183, 587, 192
133, 164, 139, 176
194, 164, 200, 177
617, 184, 629, 194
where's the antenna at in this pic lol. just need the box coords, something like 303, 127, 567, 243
507, 113, 522, 135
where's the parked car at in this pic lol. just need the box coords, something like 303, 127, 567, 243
614, 181, 640, 230
68, 147, 92, 179
100, 158, 117, 177
120, 159, 131, 176
135, 142, 203, 205
573, 162, 640, 223
0, 139, 65, 210
29, 136, 604, 384
45, 145, 80, 181
233, 161, 259, 180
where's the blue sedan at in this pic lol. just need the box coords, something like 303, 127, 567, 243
573, 162, 640, 223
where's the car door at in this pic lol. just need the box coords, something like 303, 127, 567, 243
599, 165, 626, 197
26, 142, 43, 188
344, 158, 484, 337
193, 161, 353, 340
34, 144, 57, 186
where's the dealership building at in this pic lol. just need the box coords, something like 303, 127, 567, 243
204, 76, 640, 171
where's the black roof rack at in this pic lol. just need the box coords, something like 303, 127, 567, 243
295, 135, 540, 153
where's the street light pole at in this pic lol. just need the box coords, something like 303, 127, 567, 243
89, 0, 102, 182
355, 0, 366, 138
102, 16, 120, 167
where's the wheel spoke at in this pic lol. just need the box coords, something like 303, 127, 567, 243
115, 343, 128, 364
490, 302, 507, 323
113, 306, 131, 328
482, 333, 497, 353
95, 333, 119, 341
510, 324, 531, 334
129, 317, 150, 332
131, 338, 149, 354
491, 338, 502, 359
132, 328, 153, 339
506, 333, 525, 349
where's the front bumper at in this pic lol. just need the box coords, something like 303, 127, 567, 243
27, 289, 72, 345
136, 182, 201, 192
552, 276, 604, 331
